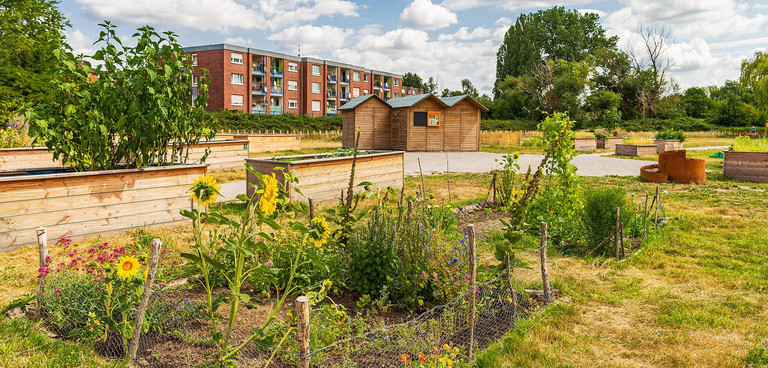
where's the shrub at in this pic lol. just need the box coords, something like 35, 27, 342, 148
619, 117, 717, 132
214, 110, 342, 132
580, 188, 634, 254
481, 119, 539, 131
655, 129, 686, 142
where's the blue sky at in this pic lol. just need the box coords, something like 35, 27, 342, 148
59, 0, 768, 96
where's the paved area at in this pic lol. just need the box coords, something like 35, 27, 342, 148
219, 181, 246, 201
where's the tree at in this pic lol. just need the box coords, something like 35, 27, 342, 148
495, 6, 617, 96
461, 79, 479, 98
682, 87, 712, 118
423, 77, 437, 94
740, 51, 768, 111
28, 22, 216, 170
629, 26, 675, 118
0, 0, 69, 122
402, 72, 424, 89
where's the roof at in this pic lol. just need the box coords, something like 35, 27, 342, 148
338, 94, 385, 111
386, 94, 449, 109
439, 95, 489, 112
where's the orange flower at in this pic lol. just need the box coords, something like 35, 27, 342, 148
400, 353, 411, 365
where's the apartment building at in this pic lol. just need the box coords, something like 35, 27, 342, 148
183, 44, 422, 116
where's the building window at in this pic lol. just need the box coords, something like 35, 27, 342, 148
363, 89, 369, 95
231, 53, 243, 64
288, 99, 298, 109
192, 75, 199, 86
312, 82, 320, 94
191, 54, 198, 66
312, 100, 321, 112
231, 94, 244, 106
394, 79, 399, 86
402, 88, 405, 94
428, 111, 441, 127
353, 87, 360, 97
312, 65, 321, 76
364, 74, 369, 82
288, 80, 298, 91
353, 72, 360, 82
288, 63, 298, 72
231, 73, 243, 85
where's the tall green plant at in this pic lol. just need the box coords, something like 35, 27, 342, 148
28, 22, 216, 171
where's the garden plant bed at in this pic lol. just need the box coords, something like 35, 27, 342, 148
0, 164, 206, 250
596, 137, 623, 149
723, 150, 768, 183
615, 143, 657, 156
216, 134, 301, 154
0, 147, 61, 171
572, 137, 597, 151
655, 139, 683, 153
179, 139, 249, 171
245, 151, 404, 203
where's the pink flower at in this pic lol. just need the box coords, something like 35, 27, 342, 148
54, 289, 61, 293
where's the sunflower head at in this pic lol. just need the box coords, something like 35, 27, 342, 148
116, 256, 141, 279
189, 174, 221, 206
255, 173, 280, 216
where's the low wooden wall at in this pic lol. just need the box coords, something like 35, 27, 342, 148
227, 134, 301, 154
723, 151, 768, 183
573, 138, 597, 151
181, 140, 248, 171
597, 137, 624, 149
655, 140, 683, 153
615, 144, 657, 156
246, 151, 404, 203
0, 165, 206, 251
0, 148, 60, 171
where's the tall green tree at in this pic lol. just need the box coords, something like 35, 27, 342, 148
740, 51, 768, 111
402, 72, 423, 89
0, 0, 69, 121
424, 77, 437, 94
461, 79, 479, 98
495, 6, 617, 97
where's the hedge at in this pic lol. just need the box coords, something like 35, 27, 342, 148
481, 119, 539, 131
618, 117, 718, 132
214, 110, 342, 132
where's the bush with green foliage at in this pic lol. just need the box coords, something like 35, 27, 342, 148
619, 117, 717, 132
28, 22, 215, 171
654, 129, 686, 142
214, 109, 342, 132
481, 119, 539, 131
580, 188, 634, 254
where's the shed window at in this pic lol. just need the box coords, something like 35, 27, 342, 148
413, 112, 427, 126
428, 111, 441, 127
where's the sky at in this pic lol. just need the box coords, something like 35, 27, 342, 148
59, 0, 768, 96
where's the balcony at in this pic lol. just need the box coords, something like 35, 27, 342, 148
271, 87, 283, 96
327, 91, 337, 98
251, 105, 267, 114
374, 82, 382, 90
270, 68, 283, 78
340, 76, 349, 84
252, 66, 266, 75
383, 83, 390, 91
326, 108, 337, 116
251, 85, 267, 95
327, 74, 337, 83
340, 92, 350, 101
270, 106, 283, 115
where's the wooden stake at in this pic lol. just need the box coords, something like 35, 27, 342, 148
540, 222, 552, 303
36, 227, 48, 314
615, 207, 621, 261
296, 296, 310, 368
128, 239, 162, 363
468, 224, 477, 357
308, 197, 314, 220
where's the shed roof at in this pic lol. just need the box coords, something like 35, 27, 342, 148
438, 95, 489, 112
386, 94, 449, 109
338, 94, 385, 111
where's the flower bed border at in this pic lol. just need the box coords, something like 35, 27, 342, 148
615, 143, 656, 156
723, 150, 768, 183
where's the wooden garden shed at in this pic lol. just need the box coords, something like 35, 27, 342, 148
340, 94, 487, 152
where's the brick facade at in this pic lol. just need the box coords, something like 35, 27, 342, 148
185, 44, 422, 117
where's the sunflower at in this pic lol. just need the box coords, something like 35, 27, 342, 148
189, 174, 221, 206
309, 216, 330, 248
116, 256, 141, 279
255, 173, 279, 215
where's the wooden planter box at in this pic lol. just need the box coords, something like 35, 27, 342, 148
0, 148, 60, 171
0, 165, 206, 251
572, 137, 597, 151
245, 151, 404, 203
655, 140, 683, 153
615, 144, 657, 156
181, 140, 248, 171
219, 134, 301, 154
723, 151, 768, 183
596, 137, 623, 149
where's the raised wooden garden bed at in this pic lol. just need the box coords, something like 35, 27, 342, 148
596, 137, 623, 149
245, 151, 404, 203
723, 151, 768, 183
0, 148, 60, 171
615, 144, 657, 156
217, 134, 301, 154
655, 139, 683, 153
175, 139, 248, 171
572, 137, 597, 151
0, 165, 206, 251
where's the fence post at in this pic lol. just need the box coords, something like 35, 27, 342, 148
615, 207, 621, 261
128, 239, 162, 363
35, 227, 48, 314
308, 197, 314, 220
296, 296, 310, 368
540, 222, 552, 304
468, 224, 477, 357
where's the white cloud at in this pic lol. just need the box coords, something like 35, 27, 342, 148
400, 0, 458, 30
267, 25, 353, 54
437, 26, 491, 41
73, 0, 359, 32
440, 0, 591, 11
224, 37, 252, 45
66, 29, 96, 56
